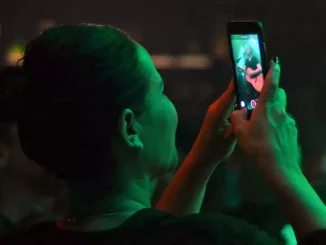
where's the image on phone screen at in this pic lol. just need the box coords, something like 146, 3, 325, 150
230, 34, 264, 110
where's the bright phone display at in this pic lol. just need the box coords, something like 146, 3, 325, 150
230, 34, 264, 110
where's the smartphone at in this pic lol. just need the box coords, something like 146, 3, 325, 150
227, 20, 268, 116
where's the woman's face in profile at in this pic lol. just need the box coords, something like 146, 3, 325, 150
135, 45, 179, 175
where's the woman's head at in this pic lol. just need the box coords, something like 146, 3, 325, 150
20, 24, 178, 183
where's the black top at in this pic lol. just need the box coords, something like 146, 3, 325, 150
227, 201, 287, 242
299, 229, 326, 245
0, 208, 280, 245
245, 56, 260, 71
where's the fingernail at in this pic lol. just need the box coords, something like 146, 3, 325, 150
272, 56, 279, 64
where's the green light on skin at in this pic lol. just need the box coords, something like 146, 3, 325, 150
280, 224, 297, 245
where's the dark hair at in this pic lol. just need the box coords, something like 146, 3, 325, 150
0, 66, 24, 123
19, 24, 148, 181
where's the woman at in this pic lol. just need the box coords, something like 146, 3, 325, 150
1, 24, 323, 244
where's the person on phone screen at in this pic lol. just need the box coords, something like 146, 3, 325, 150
243, 44, 263, 95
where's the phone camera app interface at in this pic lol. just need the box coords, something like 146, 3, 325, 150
231, 34, 264, 110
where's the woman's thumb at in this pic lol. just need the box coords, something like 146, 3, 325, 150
230, 108, 248, 136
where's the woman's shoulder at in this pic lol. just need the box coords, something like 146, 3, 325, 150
174, 212, 280, 245
298, 229, 326, 245
0, 209, 281, 245
124, 209, 280, 245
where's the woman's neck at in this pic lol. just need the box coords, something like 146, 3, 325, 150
58, 174, 156, 231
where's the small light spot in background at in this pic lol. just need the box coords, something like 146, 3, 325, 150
39, 19, 56, 33
5, 42, 25, 66
152, 54, 211, 70
152, 54, 175, 69
177, 54, 211, 69
213, 38, 228, 60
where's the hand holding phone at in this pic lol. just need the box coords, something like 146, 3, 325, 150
227, 20, 268, 116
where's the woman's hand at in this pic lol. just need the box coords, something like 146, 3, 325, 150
189, 80, 236, 165
230, 58, 301, 175
230, 58, 326, 240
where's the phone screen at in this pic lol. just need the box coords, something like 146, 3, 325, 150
230, 34, 264, 110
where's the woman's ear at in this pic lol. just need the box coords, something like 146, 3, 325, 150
118, 108, 143, 150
